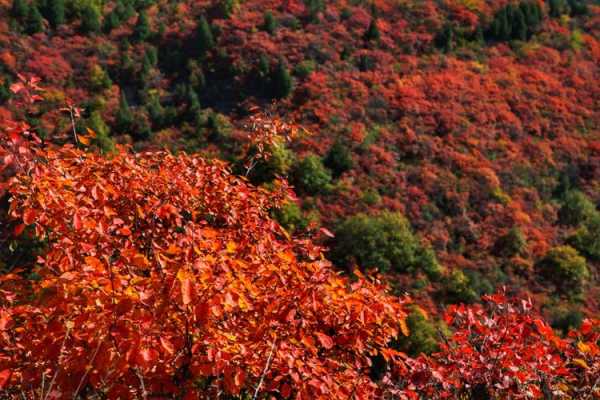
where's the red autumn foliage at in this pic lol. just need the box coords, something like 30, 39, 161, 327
0, 131, 408, 399
401, 293, 600, 399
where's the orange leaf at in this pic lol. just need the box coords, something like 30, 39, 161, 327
78, 135, 91, 145
573, 358, 589, 369
84, 256, 104, 271
118, 226, 132, 236
132, 254, 150, 269
400, 318, 410, 336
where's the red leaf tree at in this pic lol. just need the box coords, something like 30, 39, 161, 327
0, 140, 409, 399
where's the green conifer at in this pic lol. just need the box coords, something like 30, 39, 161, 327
133, 10, 150, 41
26, 5, 44, 34
48, 0, 65, 28
363, 18, 380, 42
262, 11, 277, 34
11, 0, 29, 19
80, 4, 101, 34
271, 59, 292, 99
116, 93, 134, 133
196, 16, 215, 56
512, 7, 527, 41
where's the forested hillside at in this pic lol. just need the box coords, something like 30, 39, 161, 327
0, 0, 599, 398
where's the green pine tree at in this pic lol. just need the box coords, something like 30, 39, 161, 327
146, 46, 158, 66
435, 24, 454, 52
303, 0, 324, 22
548, 0, 564, 18
262, 11, 277, 34
146, 94, 165, 127
88, 111, 114, 153
116, 93, 134, 133
187, 86, 200, 113
26, 5, 44, 34
271, 59, 292, 99
80, 4, 101, 34
48, 0, 65, 28
196, 16, 215, 56
187, 60, 206, 92
133, 11, 150, 41
0, 80, 11, 105
500, 7, 512, 41
103, 10, 121, 33
11, 0, 29, 19
363, 18, 380, 42
512, 7, 528, 40
219, 0, 236, 18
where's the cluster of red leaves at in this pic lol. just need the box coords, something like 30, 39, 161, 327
401, 293, 600, 399
235, 111, 306, 179
0, 75, 42, 193
0, 139, 409, 399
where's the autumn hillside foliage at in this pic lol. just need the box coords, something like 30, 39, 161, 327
0, 80, 599, 399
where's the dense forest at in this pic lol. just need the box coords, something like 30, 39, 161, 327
0, 0, 599, 398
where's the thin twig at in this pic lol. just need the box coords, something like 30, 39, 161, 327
253, 339, 277, 400
42, 326, 71, 400
72, 337, 104, 399
135, 368, 148, 400
68, 106, 79, 146
40, 372, 45, 400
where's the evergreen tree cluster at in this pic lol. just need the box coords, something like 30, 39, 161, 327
255, 56, 293, 99
103, 0, 136, 33
10, 0, 109, 35
487, 1, 542, 42
435, 1, 542, 51
548, 0, 589, 18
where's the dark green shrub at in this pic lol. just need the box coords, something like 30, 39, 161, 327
549, 305, 583, 335
558, 190, 596, 226
493, 226, 527, 258
89, 65, 112, 91
80, 4, 101, 34
273, 201, 318, 234
324, 140, 353, 178
329, 212, 440, 276
88, 111, 114, 153
271, 59, 293, 99
537, 246, 589, 295
291, 154, 331, 195
440, 270, 478, 304
394, 307, 445, 356
293, 60, 316, 79
249, 141, 294, 184
568, 213, 600, 261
